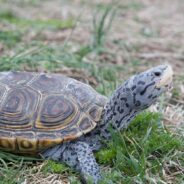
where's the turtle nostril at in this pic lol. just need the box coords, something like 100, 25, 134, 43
153, 71, 161, 77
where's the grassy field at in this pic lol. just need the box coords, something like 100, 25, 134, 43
0, 0, 183, 183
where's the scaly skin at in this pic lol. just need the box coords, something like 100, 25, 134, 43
42, 65, 173, 184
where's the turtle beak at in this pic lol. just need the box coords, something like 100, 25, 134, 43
156, 65, 173, 89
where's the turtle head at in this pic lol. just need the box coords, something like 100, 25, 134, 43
102, 65, 173, 137
127, 64, 173, 110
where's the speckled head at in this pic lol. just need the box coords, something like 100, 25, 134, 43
127, 64, 173, 110
102, 64, 173, 135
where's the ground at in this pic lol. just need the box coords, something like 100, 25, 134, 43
0, 0, 183, 184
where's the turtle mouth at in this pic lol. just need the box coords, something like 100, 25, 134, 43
156, 65, 173, 91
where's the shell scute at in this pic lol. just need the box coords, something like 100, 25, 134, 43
88, 105, 104, 122
37, 133, 63, 151
0, 71, 34, 86
78, 116, 96, 134
17, 138, 37, 151
14, 132, 37, 152
30, 73, 63, 93
61, 126, 81, 141
0, 85, 7, 101
0, 137, 16, 151
67, 82, 94, 108
36, 95, 79, 130
0, 87, 40, 130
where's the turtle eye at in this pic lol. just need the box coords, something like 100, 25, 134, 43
153, 71, 161, 77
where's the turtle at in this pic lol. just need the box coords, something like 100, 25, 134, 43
0, 65, 173, 183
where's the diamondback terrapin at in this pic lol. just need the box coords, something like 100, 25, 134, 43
0, 65, 173, 183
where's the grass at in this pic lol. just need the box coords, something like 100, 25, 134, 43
0, 31, 22, 48
92, 4, 117, 50
41, 160, 69, 174
0, 10, 75, 31
0, 0, 183, 184
0, 152, 42, 184
97, 112, 184, 184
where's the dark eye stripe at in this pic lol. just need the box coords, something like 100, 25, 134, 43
140, 81, 155, 95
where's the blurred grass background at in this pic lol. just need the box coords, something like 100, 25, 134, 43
0, 0, 183, 183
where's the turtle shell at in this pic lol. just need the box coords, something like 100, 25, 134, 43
0, 71, 107, 154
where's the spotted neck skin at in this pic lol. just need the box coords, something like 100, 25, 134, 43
100, 77, 139, 139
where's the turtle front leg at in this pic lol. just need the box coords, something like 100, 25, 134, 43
42, 141, 101, 184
